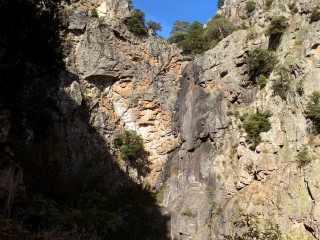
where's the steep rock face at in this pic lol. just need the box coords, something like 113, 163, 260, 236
61, 0, 185, 183
59, 0, 320, 239
160, 1, 320, 239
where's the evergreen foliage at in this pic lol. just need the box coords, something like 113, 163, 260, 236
266, 16, 288, 50
266, 16, 288, 36
243, 110, 272, 150
296, 147, 311, 166
246, 48, 278, 78
310, 8, 320, 23
114, 130, 144, 162
223, 214, 284, 240
146, 20, 162, 35
305, 91, 320, 133
168, 21, 208, 55
246, 1, 256, 14
168, 15, 237, 55
123, 9, 148, 36
257, 74, 267, 89
271, 67, 291, 100
204, 14, 238, 48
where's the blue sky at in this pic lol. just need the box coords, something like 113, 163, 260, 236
132, 0, 218, 39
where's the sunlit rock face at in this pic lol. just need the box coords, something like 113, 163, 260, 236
61, 0, 320, 238
61, 0, 187, 184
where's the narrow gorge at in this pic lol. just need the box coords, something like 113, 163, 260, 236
1, 0, 320, 239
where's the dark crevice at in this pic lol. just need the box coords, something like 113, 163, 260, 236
113, 30, 127, 42
220, 70, 228, 78
304, 177, 315, 202
303, 223, 316, 239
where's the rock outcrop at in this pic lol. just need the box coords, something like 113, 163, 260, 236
60, 0, 186, 183
159, 0, 320, 239
60, 0, 320, 238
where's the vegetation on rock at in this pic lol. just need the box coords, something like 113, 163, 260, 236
310, 8, 320, 23
266, 16, 288, 36
243, 110, 272, 150
266, 16, 288, 50
246, 48, 278, 79
246, 1, 256, 14
124, 9, 148, 36
305, 91, 320, 133
264, 0, 274, 11
296, 147, 312, 166
114, 130, 150, 177
146, 20, 162, 35
257, 74, 267, 89
272, 67, 291, 100
223, 214, 287, 240
168, 20, 208, 55
168, 14, 237, 55
204, 14, 238, 48
90, 8, 98, 17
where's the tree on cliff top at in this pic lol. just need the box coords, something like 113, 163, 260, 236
124, 9, 148, 36
146, 20, 162, 35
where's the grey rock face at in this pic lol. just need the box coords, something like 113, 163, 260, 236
159, 1, 320, 238
57, 0, 320, 238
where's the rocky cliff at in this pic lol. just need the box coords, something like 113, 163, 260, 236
61, 0, 185, 183
45, 0, 320, 238
2, 0, 320, 239
162, 0, 320, 239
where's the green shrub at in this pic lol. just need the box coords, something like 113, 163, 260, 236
168, 21, 209, 55
305, 91, 320, 133
266, 16, 288, 50
243, 109, 272, 150
123, 9, 148, 36
114, 130, 144, 162
168, 14, 237, 55
181, 208, 194, 217
180, 21, 208, 55
90, 8, 98, 18
204, 14, 237, 48
264, 0, 274, 11
146, 20, 162, 35
288, 3, 298, 14
310, 9, 320, 23
266, 16, 288, 36
257, 74, 267, 89
246, 48, 278, 78
246, 1, 256, 14
271, 67, 291, 100
296, 147, 311, 166
222, 214, 284, 239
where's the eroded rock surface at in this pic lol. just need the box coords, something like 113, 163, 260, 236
58, 0, 320, 238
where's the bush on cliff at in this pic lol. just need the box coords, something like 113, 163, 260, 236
124, 9, 148, 36
265, 16, 288, 50
168, 14, 237, 55
246, 48, 278, 78
246, 1, 256, 14
243, 109, 272, 150
203, 14, 237, 48
310, 8, 320, 23
305, 91, 320, 133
